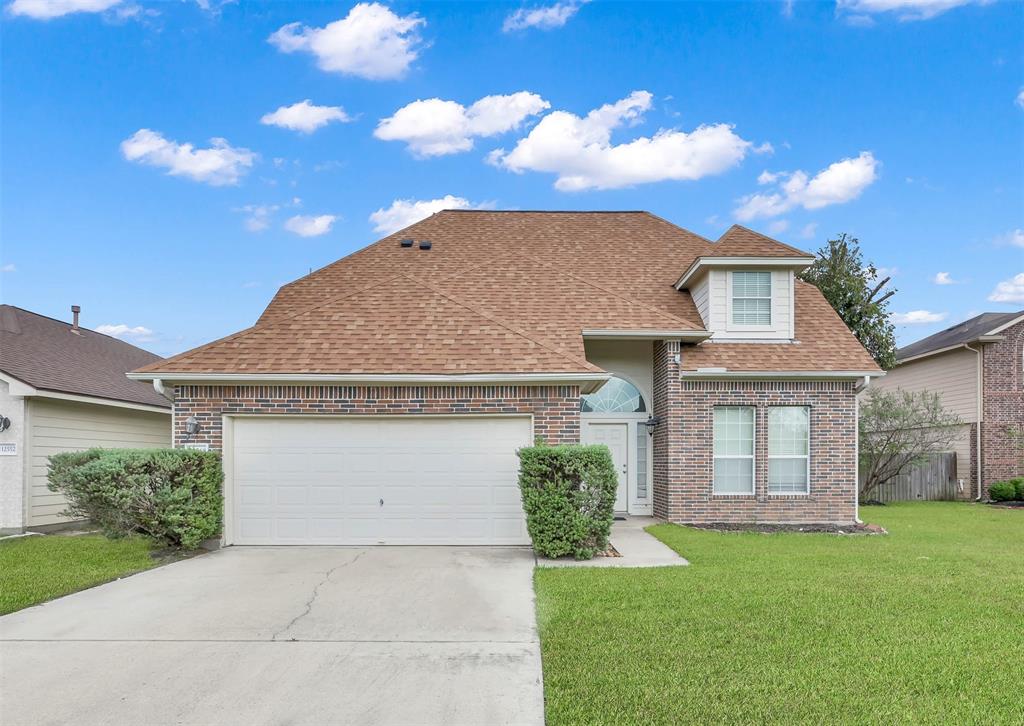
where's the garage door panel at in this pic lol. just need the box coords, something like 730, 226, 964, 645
230, 416, 531, 545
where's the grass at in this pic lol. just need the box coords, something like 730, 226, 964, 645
534, 502, 1024, 725
0, 533, 158, 615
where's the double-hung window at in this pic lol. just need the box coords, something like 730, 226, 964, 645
713, 406, 755, 494
768, 407, 810, 494
731, 271, 772, 326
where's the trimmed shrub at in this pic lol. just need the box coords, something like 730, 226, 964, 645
1012, 478, 1024, 500
517, 444, 618, 560
48, 448, 223, 549
988, 481, 1018, 502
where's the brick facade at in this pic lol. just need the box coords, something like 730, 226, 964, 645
653, 344, 858, 523
980, 320, 1024, 493
172, 384, 581, 451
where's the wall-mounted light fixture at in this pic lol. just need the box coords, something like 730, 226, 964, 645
642, 415, 662, 436
184, 416, 201, 441
0, 416, 10, 433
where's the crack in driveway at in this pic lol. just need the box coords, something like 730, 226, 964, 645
271, 550, 367, 642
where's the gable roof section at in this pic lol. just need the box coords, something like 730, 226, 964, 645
0, 305, 170, 408
896, 311, 1024, 362
680, 281, 880, 373
135, 275, 601, 375
136, 211, 876, 378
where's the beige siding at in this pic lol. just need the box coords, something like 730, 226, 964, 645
702, 269, 795, 340
691, 273, 710, 328
872, 348, 980, 422
583, 339, 654, 409
27, 398, 171, 527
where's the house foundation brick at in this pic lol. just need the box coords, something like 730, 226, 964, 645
172, 384, 581, 452
981, 320, 1024, 493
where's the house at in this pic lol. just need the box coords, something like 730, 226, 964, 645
0, 305, 172, 534
871, 311, 1024, 498
129, 211, 881, 546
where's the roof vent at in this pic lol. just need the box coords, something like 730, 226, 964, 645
71, 305, 81, 335
418, 240, 432, 250
400, 238, 414, 248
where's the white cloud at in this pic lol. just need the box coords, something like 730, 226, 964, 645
261, 100, 352, 134
891, 310, 948, 324
1016, 88, 1024, 109
798, 222, 818, 240
268, 2, 424, 81
491, 91, 755, 191
121, 129, 255, 186
242, 281, 260, 289
369, 195, 491, 235
768, 220, 789, 235
873, 266, 898, 279
233, 204, 278, 232
933, 271, 958, 285
993, 228, 1024, 248
734, 151, 879, 220
781, 0, 795, 17
503, 0, 587, 32
284, 214, 337, 237
1, 263, 15, 273
6, 0, 120, 19
375, 92, 550, 157
988, 273, 1024, 304
836, 0, 988, 21
95, 323, 155, 342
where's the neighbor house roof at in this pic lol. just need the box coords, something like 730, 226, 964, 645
0, 305, 170, 408
896, 311, 1024, 362
136, 211, 878, 378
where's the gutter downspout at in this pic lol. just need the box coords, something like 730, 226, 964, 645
152, 378, 172, 401
964, 343, 984, 500
853, 375, 871, 524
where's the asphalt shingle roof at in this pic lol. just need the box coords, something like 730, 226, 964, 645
0, 305, 170, 408
896, 311, 1024, 362
137, 211, 878, 376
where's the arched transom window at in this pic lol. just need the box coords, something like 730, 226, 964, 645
580, 376, 647, 413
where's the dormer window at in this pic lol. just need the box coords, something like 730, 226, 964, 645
731, 271, 772, 326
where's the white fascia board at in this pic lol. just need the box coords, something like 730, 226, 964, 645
674, 256, 816, 290
582, 329, 711, 341
0, 370, 169, 413
32, 389, 171, 415
128, 371, 612, 393
0, 370, 38, 397
680, 370, 885, 381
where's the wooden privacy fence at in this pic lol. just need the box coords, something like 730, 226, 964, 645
861, 452, 960, 502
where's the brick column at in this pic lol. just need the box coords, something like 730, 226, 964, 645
652, 340, 683, 520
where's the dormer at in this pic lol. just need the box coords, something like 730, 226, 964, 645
675, 227, 816, 341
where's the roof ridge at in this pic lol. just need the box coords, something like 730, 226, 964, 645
415, 277, 602, 373
638, 211, 717, 246
1, 304, 161, 357
718, 224, 813, 257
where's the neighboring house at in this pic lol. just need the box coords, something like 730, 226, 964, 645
0, 305, 172, 534
871, 311, 1024, 498
130, 211, 881, 546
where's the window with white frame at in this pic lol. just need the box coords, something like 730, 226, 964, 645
713, 406, 755, 494
731, 271, 772, 326
768, 407, 810, 494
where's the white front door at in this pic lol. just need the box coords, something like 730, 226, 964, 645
583, 422, 629, 512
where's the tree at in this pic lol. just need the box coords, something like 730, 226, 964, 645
858, 389, 963, 500
799, 233, 898, 370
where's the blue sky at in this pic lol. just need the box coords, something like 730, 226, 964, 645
1, 0, 1021, 357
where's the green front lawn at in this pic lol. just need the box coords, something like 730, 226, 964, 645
534, 503, 1023, 724
0, 534, 158, 615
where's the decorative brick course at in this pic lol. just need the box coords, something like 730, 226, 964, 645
172, 384, 581, 451
653, 348, 858, 524
980, 320, 1024, 493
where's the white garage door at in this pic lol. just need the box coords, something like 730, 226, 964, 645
228, 416, 532, 545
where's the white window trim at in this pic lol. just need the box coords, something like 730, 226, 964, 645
713, 405, 756, 496
767, 406, 811, 496
727, 270, 773, 331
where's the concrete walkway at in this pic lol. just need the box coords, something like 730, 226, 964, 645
536, 516, 689, 568
0, 546, 544, 726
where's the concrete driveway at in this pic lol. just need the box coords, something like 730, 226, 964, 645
0, 546, 543, 726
